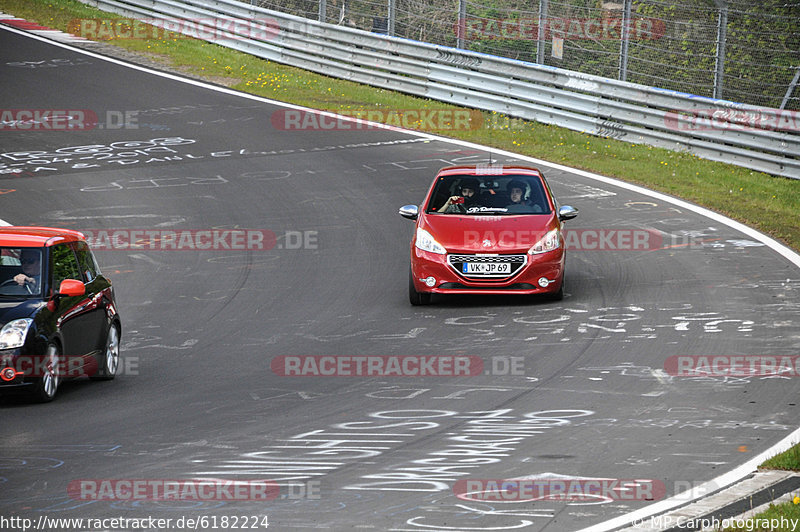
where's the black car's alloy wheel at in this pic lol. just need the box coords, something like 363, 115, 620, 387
31, 343, 60, 402
91, 323, 120, 381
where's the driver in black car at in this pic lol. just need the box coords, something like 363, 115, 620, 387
438, 178, 481, 213
12, 249, 42, 293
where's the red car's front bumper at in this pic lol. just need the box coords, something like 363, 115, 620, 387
410, 246, 564, 296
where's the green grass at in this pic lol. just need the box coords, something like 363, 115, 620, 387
716, 445, 800, 531
761, 444, 800, 472
721, 499, 800, 531
2, 0, 800, 252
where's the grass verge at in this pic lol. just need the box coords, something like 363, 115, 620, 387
719, 446, 800, 531
721, 502, 800, 532
1, 0, 799, 252
762, 445, 800, 472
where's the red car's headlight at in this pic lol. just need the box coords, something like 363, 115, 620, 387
528, 229, 560, 255
415, 228, 447, 255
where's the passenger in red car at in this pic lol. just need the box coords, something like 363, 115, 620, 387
438, 178, 480, 213
506, 179, 543, 213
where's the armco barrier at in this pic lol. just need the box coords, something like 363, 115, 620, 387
79, 0, 800, 179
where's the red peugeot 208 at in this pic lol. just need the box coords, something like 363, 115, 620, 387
400, 165, 578, 305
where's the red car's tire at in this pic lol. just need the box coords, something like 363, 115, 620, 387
544, 278, 564, 301
409, 268, 431, 306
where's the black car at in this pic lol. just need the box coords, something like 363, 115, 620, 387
0, 227, 121, 402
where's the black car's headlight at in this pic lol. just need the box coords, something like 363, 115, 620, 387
0, 318, 33, 349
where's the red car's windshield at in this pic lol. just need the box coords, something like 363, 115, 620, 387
426, 174, 552, 215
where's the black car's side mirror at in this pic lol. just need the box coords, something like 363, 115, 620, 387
47, 280, 85, 311
58, 279, 85, 297
399, 205, 419, 220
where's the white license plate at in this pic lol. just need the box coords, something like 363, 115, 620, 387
463, 262, 511, 274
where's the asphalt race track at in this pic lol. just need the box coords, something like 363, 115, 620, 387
2, 26, 800, 532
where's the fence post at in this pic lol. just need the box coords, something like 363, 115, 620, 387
457, 0, 466, 49
713, 0, 728, 100
388, 0, 395, 36
319, 0, 326, 22
536, 0, 548, 64
619, 0, 631, 81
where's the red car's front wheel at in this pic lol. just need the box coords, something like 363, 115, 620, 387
408, 267, 431, 306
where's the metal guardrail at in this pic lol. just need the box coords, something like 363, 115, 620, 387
81, 0, 800, 179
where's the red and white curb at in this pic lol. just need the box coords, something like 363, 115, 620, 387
0, 12, 93, 43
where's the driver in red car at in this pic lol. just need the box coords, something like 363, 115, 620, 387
13, 249, 42, 291
438, 178, 480, 213
505, 179, 543, 213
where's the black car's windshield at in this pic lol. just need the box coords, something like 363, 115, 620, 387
426, 174, 552, 215
0, 247, 43, 297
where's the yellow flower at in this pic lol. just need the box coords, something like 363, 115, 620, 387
794, 496, 800, 505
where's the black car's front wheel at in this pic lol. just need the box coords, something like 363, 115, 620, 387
30, 343, 60, 402
91, 322, 120, 381
409, 268, 431, 306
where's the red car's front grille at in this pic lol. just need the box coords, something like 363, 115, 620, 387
447, 254, 527, 280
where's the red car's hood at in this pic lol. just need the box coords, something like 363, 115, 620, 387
420, 213, 559, 254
